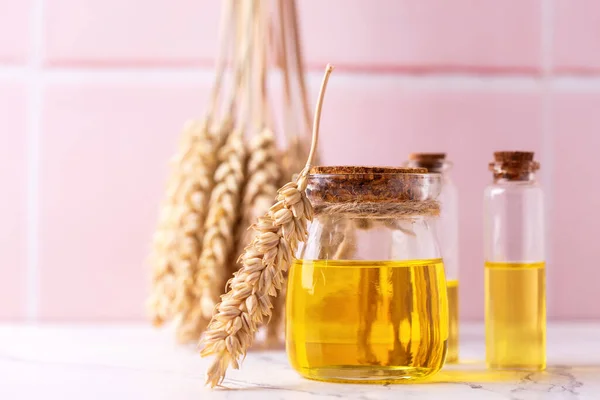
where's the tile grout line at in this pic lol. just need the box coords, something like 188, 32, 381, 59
2, 65, 600, 87
540, 0, 555, 318
25, 0, 45, 321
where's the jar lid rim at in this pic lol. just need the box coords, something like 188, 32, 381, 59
309, 166, 429, 175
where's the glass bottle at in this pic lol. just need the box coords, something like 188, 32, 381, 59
484, 151, 546, 370
405, 153, 459, 363
286, 166, 449, 383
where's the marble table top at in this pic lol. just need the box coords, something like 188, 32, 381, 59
0, 323, 598, 399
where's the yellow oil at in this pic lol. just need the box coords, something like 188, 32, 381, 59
446, 280, 459, 363
485, 261, 546, 370
286, 258, 449, 383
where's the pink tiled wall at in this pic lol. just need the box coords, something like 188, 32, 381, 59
2, 0, 599, 321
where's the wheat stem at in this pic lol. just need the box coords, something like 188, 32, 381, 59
286, 0, 312, 132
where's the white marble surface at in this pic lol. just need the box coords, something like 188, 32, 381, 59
0, 323, 598, 399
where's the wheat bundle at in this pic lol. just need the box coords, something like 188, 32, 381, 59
148, 0, 236, 327
149, 0, 314, 347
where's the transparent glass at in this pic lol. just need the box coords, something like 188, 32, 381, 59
437, 164, 459, 363
483, 173, 546, 370
286, 170, 449, 383
405, 159, 459, 363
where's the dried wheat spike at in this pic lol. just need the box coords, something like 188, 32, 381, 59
172, 121, 230, 342
199, 64, 333, 388
199, 168, 313, 387
237, 128, 282, 346
148, 119, 206, 326
237, 128, 281, 256
196, 128, 247, 321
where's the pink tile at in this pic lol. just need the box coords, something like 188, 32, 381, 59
0, 0, 30, 63
311, 77, 544, 320
44, 0, 542, 71
0, 84, 27, 319
39, 82, 210, 320
298, 0, 542, 72
44, 0, 219, 66
551, 92, 600, 319
554, 0, 600, 72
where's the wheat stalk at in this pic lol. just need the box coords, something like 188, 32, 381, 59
148, 0, 237, 326
172, 0, 257, 343
196, 128, 248, 321
278, 0, 315, 182
199, 64, 334, 388
172, 120, 230, 342
237, 127, 282, 346
237, 128, 280, 252
148, 119, 212, 325
172, 0, 256, 343
201, 171, 311, 386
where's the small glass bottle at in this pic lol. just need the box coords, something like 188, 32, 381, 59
484, 151, 546, 370
286, 166, 448, 383
406, 153, 459, 363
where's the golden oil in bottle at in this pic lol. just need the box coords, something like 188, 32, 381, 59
446, 280, 459, 363
286, 258, 449, 383
484, 152, 546, 370
485, 261, 546, 370
406, 153, 460, 364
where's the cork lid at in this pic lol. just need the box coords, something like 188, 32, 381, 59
493, 151, 535, 163
310, 166, 426, 174
489, 151, 540, 181
408, 153, 447, 162
406, 153, 450, 172
307, 166, 441, 204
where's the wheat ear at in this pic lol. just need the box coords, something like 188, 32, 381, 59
238, 128, 282, 346
196, 128, 247, 322
199, 64, 334, 388
237, 128, 281, 253
148, 119, 208, 325
172, 120, 230, 342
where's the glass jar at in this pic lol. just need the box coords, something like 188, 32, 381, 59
286, 166, 449, 383
484, 152, 546, 370
405, 153, 459, 363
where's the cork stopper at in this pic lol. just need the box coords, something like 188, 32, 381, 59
494, 151, 533, 163
408, 153, 446, 162
489, 151, 540, 181
307, 166, 441, 205
406, 153, 449, 172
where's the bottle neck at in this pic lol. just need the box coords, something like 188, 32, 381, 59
489, 159, 539, 183
492, 171, 537, 184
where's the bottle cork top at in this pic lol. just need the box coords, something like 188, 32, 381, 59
408, 153, 447, 162
493, 151, 535, 163
406, 153, 449, 172
489, 151, 540, 181
307, 166, 441, 204
309, 166, 426, 175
